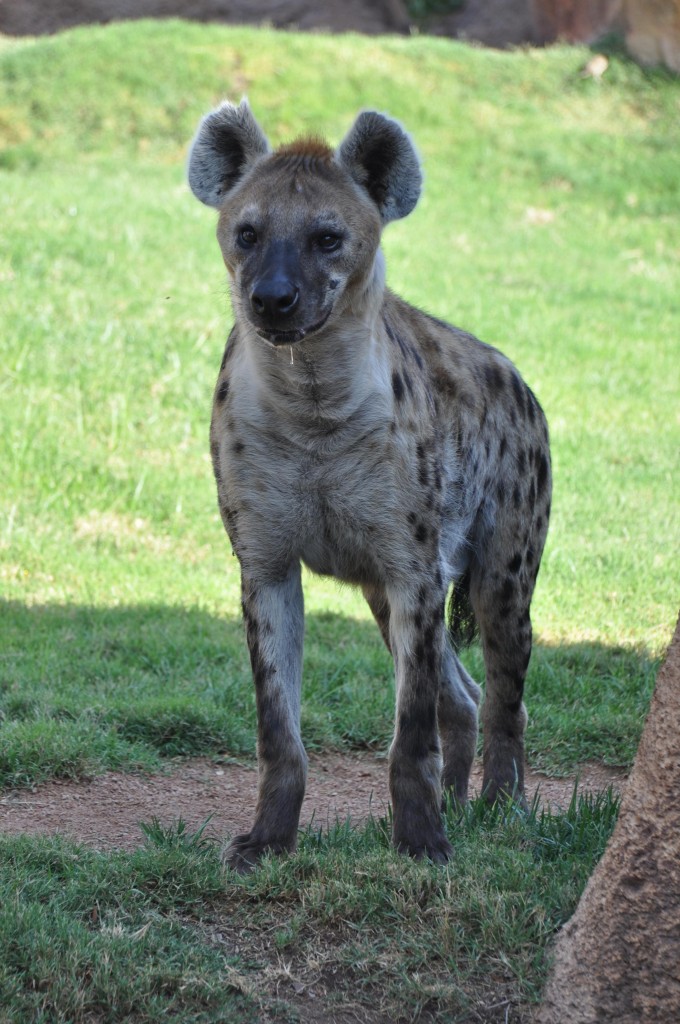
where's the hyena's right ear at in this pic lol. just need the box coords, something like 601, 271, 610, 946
188, 99, 270, 208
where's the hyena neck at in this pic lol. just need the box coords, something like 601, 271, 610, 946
238, 252, 391, 427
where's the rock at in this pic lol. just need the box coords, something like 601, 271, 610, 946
537, 614, 680, 1023
425, 0, 540, 48
623, 0, 680, 73
0, 0, 411, 38
530, 0, 623, 44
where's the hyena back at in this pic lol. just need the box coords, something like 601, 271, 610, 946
188, 101, 551, 871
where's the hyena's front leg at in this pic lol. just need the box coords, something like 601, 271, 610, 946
387, 584, 452, 864
225, 566, 307, 873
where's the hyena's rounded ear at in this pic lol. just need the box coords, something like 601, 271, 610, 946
188, 99, 270, 208
336, 111, 422, 224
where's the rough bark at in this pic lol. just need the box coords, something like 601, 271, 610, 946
537, 614, 680, 1024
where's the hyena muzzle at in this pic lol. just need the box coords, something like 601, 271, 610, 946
188, 101, 551, 872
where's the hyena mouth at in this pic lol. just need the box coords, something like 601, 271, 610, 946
255, 307, 333, 346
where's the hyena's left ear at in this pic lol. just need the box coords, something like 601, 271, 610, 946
188, 99, 270, 208
336, 111, 422, 224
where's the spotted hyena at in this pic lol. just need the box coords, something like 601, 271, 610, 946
188, 101, 551, 872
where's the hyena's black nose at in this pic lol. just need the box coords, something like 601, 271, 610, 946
250, 277, 300, 320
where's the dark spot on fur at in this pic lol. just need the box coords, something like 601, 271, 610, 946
496, 480, 506, 503
415, 522, 428, 544
498, 577, 515, 604
216, 378, 230, 403
511, 372, 526, 415
513, 484, 522, 510
517, 449, 527, 474
232, 440, 245, 455
441, 374, 457, 399
508, 553, 522, 574
484, 363, 505, 393
499, 436, 508, 459
383, 316, 410, 360
392, 371, 405, 402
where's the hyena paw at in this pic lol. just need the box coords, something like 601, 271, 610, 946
481, 776, 528, 812
222, 832, 293, 874
394, 825, 452, 865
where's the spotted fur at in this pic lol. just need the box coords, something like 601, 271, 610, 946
189, 100, 551, 871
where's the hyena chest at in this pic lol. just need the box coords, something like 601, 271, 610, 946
226, 418, 418, 584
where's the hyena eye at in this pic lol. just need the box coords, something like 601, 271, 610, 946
316, 232, 342, 252
238, 225, 258, 247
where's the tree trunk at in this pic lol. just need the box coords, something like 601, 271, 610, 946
537, 614, 680, 1023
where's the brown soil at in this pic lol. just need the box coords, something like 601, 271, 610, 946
0, 752, 625, 851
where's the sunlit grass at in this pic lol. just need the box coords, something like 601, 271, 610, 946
1, 19, 678, 778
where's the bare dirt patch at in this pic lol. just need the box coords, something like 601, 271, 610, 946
0, 752, 625, 851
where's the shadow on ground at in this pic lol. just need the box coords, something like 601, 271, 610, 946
0, 598, 657, 790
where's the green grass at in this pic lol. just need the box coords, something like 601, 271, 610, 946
0, 791, 620, 1023
0, 18, 679, 1022
1, 19, 677, 787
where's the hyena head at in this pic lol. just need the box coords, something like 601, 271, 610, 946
188, 100, 422, 345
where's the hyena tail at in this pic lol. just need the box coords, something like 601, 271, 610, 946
446, 569, 479, 652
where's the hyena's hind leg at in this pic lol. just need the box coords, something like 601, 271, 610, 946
362, 584, 392, 652
438, 645, 480, 805
470, 536, 546, 806
364, 584, 480, 807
